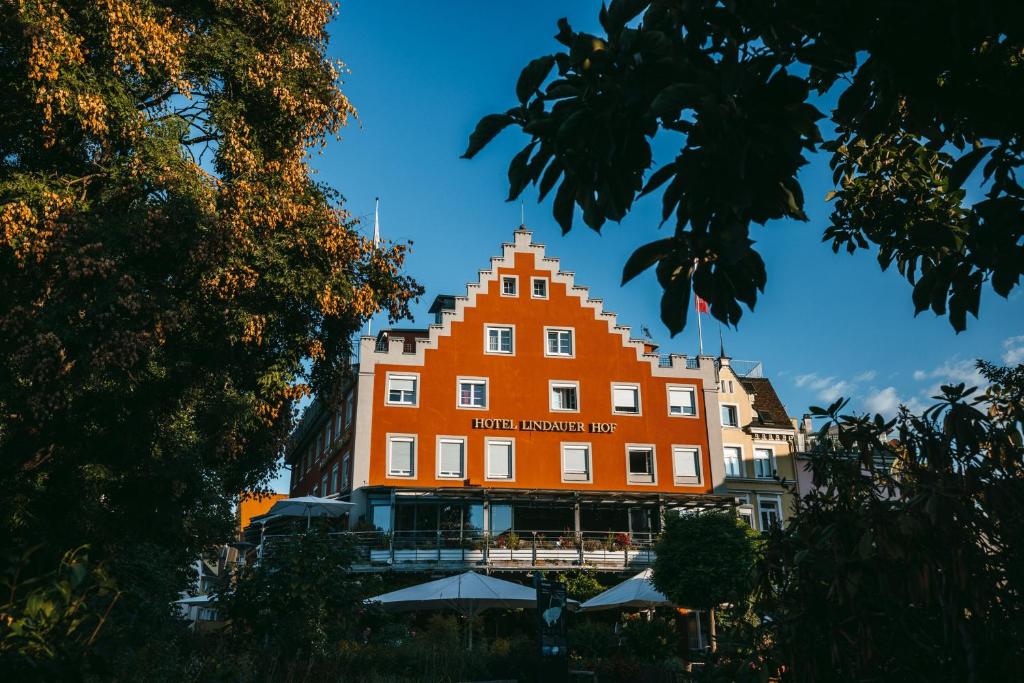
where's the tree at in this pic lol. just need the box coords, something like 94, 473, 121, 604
464, 0, 1024, 335
214, 529, 373, 661
754, 362, 1024, 682
652, 511, 760, 652
0, 0, 419, 671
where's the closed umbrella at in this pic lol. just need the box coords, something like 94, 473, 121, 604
579, 568, 671, 612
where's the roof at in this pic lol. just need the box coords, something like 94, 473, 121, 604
428, 294, 457, 314
740, 377, 792, 428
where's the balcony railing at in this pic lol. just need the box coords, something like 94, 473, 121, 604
261, 530, 658, 572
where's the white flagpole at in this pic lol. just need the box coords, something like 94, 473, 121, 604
696, 297, 704, 356
368, 197, 380, 338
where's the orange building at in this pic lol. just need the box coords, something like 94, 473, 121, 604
237, 492, 287, 536
287, 227, 731, 570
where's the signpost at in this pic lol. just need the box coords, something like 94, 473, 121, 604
534, 572, 569, 681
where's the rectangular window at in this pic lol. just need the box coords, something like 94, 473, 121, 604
627, 447, 655, 484
668, 386, 696, 416
320, 473, 328, 496
672, 446, 702, 485
545, 328, 574, 357
330, 463, 338, 494
754, 447, 775, 478
485, 325, 514, 354
486, 439, 513, 480
612, 384, 640, 414
562, 444, 591, 482
501, 276, 518, 296
550, 382, 579, 412
759, 498, 781, 529
721, 404, 739, 427
341, 453, 350, 489
531, 277, 548, 299
388, 436, 415, 477
724, 446, 742, 477
345, 391, 353, 426
736, 495, 754, 528
458, 378, 487, 409
386, 374, 418, 406
304, 448, 311, 473
437, 438, 465, 478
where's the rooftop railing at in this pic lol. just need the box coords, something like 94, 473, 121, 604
260, 529, 658, 572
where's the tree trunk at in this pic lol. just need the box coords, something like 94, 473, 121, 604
709, 607, 717, 653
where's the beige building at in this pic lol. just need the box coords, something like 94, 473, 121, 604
716, 357, 798, 530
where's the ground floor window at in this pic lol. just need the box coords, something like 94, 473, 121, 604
758, 497, 781, 529
627, 447, 655, 484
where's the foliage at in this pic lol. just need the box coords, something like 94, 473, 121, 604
754, 362, 1024, 681
0, 546, 118, 679
556, 569, 608, 602
215, 529, 373, 659
568, 618, 619, 660
618, 612, 679, 661
652, 512, 760, 612
465, 0, 1024, 334
0, 0, 420, 673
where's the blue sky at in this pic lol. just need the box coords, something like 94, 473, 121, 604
272, 1, 1022, 490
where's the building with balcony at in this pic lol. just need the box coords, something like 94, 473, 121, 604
716, 358, 798, 530
284, 226, 734, 571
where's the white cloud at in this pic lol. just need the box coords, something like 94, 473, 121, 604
913, 369, 927, 381
1003, 336, 1024, 365
793, 373, 854, 402
912, 357, 985, 397
854, 370, 877, 382
864, 386, 900, 415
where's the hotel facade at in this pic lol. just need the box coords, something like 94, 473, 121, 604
285, 227, 753, 571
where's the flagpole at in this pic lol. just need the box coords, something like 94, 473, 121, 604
368, 197, 380, 338
697, 303, 704, 356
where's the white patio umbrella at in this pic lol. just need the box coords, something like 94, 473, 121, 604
265, 495, 354, 529
579, 568, 672, 612
365, 571, 542, 649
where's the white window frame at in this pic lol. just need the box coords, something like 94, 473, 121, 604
386, 433, 417, 479
723, 443, 744, 478
456, 376, 488, 410
321, 473, 329, 496
611, 382, 642, 416
753, 445, 776, 479
330, 462, 338, 494
721, 379, 735, 394
671, 445, 703, 486
735, 494, 755, 529
385, 372, 420, 407
341, 452, 350, 489
758, 495, 783, 529
625, 443, 658, 485
436, 436, 467, 479
720, 402, 740, 428
484, 324, 515, 355
560, 442, 593, 483
530, 276, 549, 299
549, 380, 581, 413
666, 384, 698, 418
484, 437, 515, 481
500, 275, 519, 297
344, 390, 354, 426
544, 326, 575, 358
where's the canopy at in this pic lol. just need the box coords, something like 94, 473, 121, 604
579, 568, 672, 612
366, 571, 538, 617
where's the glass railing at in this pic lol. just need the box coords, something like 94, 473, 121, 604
260, 530, 658, 570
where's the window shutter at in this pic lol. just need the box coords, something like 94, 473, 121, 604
391, 377, 415, 393
614, 387, 637, 410
390, 439, 413, 474
487, 441, 512, 478
674, 448, 698, 478
439, 440, 463, 476
564, 446, 588, 474
670, 388, 695, 413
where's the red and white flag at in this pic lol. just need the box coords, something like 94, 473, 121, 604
695, 295, 709, 314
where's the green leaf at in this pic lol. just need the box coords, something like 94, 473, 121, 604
640, 161, 676, 197
622, 237, 676, 285
650, 83, 704, 118
947, 145, 993, 191
553, 178, 576, 234
507, 142, 537, 201
516, 55, 556, 103
462, 114, 514, 159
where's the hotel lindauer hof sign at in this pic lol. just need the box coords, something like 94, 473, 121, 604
471, 418, 618, 433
